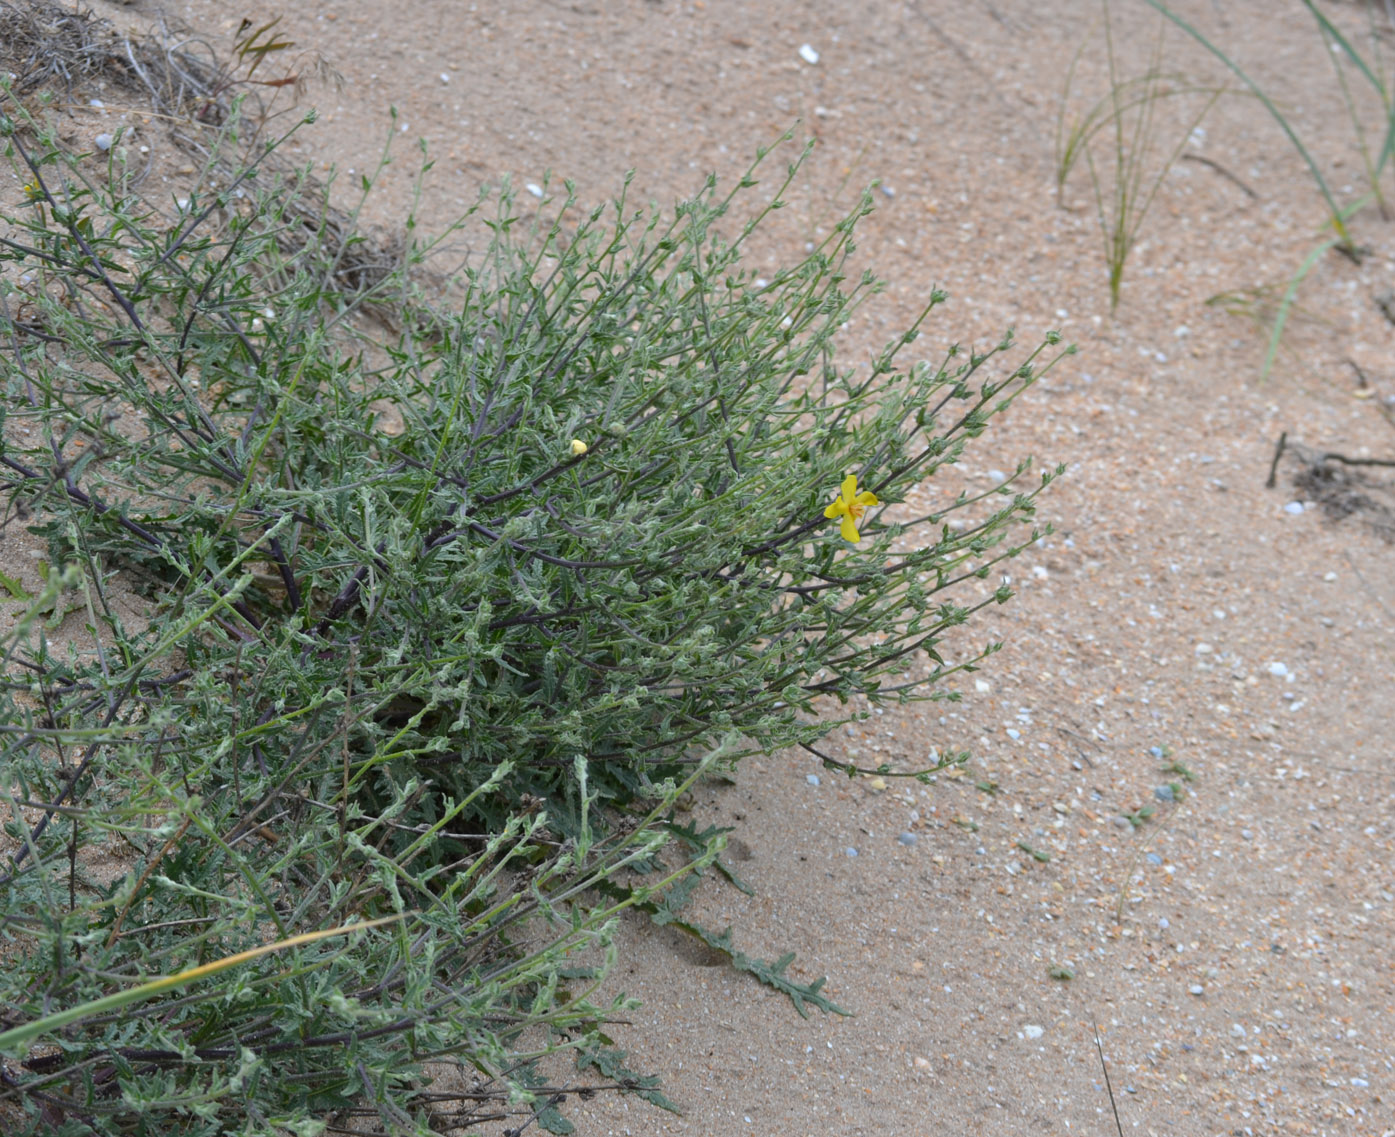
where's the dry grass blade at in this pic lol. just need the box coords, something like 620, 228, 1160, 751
1092, 1016, 1126, 1137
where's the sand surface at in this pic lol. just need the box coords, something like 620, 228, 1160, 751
14, 0, 1395, 1133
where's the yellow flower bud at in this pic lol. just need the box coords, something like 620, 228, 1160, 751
570, 439, 588, 456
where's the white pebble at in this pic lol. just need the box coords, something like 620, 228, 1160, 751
798, 44, 820, 65
95, 132, 114, 151
439, 73, 450, 84
806, 774, 821, 787
1189, 984, 1204, 996
525, 183, 544, 199
1023, 1024, 1044, 1040
987, 469, 1007, 484
1284, 501, 1304, 515
1267, 662, 1289, 678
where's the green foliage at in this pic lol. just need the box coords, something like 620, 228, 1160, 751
0, 92, 1067, 1133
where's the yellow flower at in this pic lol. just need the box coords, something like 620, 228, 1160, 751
824, 473, 879, 543
22, 180, 43, 203
570, 439, 588, 456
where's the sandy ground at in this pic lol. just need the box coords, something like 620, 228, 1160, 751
12, 0, 1395, 1133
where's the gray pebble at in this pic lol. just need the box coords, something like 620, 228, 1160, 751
1154, 784, 1177, 802
806, 774, 821, 787
1146, 852, 1163, 866
845, 847, 858, 858
95, 132, 114, 151
897, 832, 918, 847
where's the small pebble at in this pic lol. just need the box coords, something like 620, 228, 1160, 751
1148, 745, 1164, 758
1146, 852, 1163, 866
1189, 984, 1204, 996
1284, 501, 1304, 515
1267, 661, 1289, 677
1023, 1025, 1044, 1040
1231, 1024, 1246, 1038
95, 132, 114, 151
525, 183, 544, 198
987, 468, 1007, 484
880, 184, 895, 198
1241, 829, 1254, 840
897, 832, 918, 847
806, 774, 821, 787
868, 776, 887, 792
798, 43, 820, 64
845, 847, 858, 858
1006, 728, 1021, 741
1154, 784, 1176, 802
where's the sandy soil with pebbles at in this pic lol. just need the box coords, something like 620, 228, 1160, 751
10, 0, 1395, 1133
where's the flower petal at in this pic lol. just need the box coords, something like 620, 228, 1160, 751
824, 500, 845, 519
840, 514, 861, 543
840, 474, 858, 505
855, 490, 879, 506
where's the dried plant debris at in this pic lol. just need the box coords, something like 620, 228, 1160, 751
0, 1, 397, 307
0, 1, 123, 94
1286, 440, 1395, 542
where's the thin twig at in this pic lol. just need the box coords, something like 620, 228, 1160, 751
1092, 1016, 1125, 1137
1266, 430, 1287, 488
1181, 152, 1259, 199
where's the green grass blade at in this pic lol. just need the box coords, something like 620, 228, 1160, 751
1302, 0, 1384, 93
0, 915, 406, 1057
1262, 238, 1339, 380
1142, 0, 1351, 243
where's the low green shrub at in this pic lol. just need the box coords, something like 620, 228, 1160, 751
0, 99, 1069, 1134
